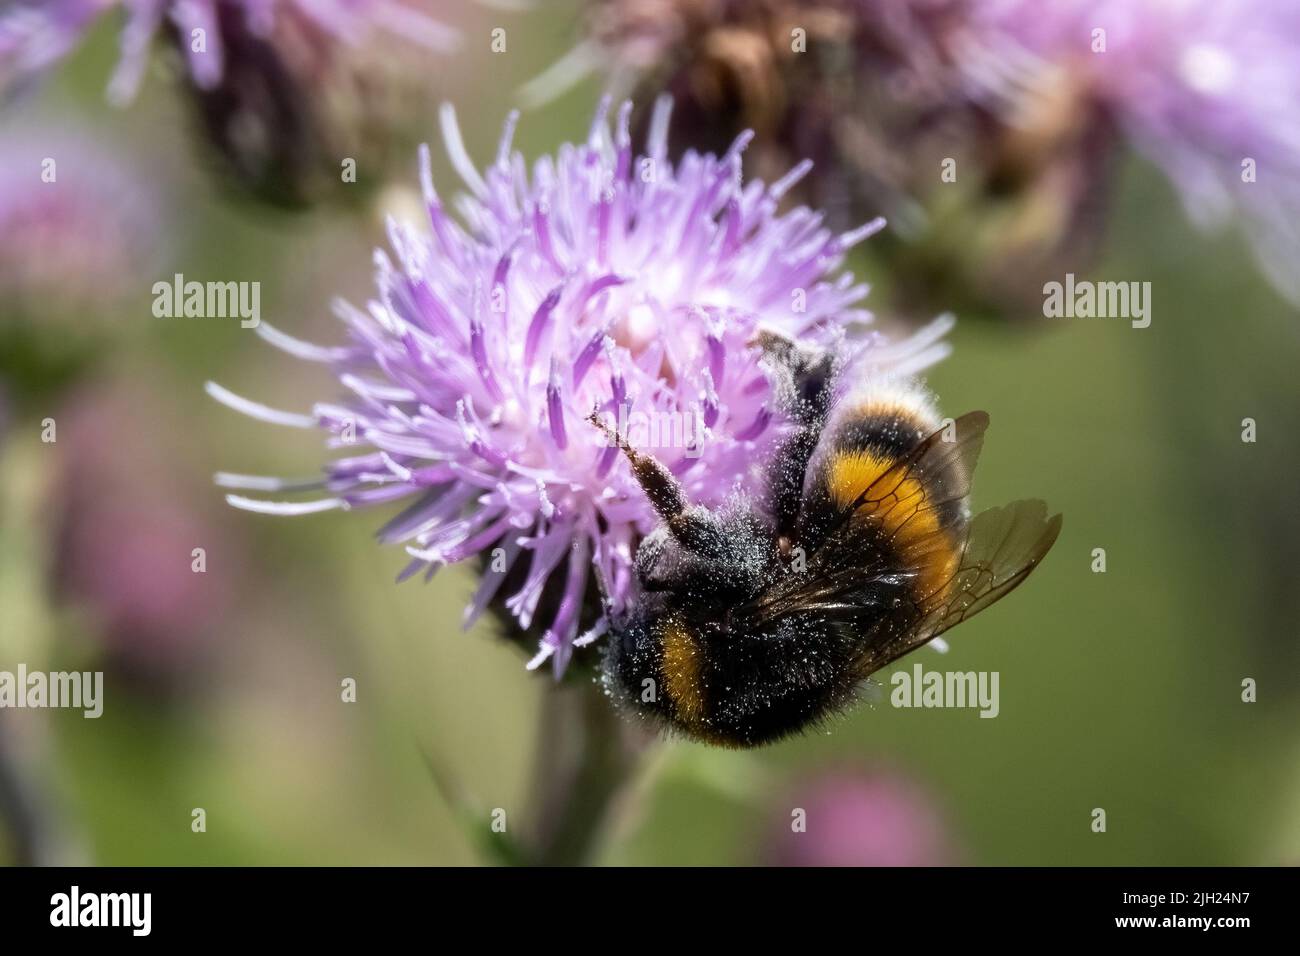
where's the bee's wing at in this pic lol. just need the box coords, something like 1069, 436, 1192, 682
852, 499, 1062, 676
918, 500, 1063, 636
743, 412, 988, 624
741, 412, 1060, 676
832, 410, 986, 541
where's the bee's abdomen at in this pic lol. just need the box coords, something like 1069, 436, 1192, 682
603, 609, 721, 742
604, 609, 863, 748
659, 617, 710, 732
831, 404, 935, 463
802, 387, 968, 609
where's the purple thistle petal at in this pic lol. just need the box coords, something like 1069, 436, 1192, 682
546, 359, 568, 450
523, 284, 565, 375
469, 314, 503, 404
1, 2, 460, 104
735, 406, 772, 442
572, 328, 610, 390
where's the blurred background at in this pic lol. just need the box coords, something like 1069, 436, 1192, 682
1, 1, 1298, 866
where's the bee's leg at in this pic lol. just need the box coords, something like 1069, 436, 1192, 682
750, 331, 837, 537
751, 330, 836, 415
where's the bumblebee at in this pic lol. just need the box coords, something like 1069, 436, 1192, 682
593, 333, 1061, 748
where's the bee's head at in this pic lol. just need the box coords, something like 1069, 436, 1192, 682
634, 504, 773, 604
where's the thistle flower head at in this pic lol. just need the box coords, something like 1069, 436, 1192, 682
51, 379, 237, 680
534, 0, 976, 224
0, 128, 161, 322
967, 0, 1300, 303
213, 99, 950, 675
556, 0, 1300, 313
765, 766, 956, 866
538, 0, 1106, 317
1, 1, 459, 204
0, 1, 458, 104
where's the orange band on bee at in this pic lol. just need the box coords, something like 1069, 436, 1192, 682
661, 617, 707, 727
825, 448, 961, 608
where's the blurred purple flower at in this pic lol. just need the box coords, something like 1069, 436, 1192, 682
1, 2, 460, 205
0, 128, 161, 322
0, 0, 458, 104
965, 0, 1300, 303
529, 0, 978, 221
211, 98, 951, 674
765, 766, 957, 867
540, 0, 1115, 318
50, 379, 237, 679
563, 0, 1300, 313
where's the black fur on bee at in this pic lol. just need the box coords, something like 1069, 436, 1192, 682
594, 334, 1061, 748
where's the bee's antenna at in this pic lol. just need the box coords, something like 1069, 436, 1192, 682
586, 409, 689, 524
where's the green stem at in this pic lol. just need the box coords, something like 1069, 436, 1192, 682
524, 678, 651, 866
0, 723, 65, 865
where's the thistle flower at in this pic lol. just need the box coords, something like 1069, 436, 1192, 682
0, 1, 460, 205
967, 0, 1300, 305
764, 766, 956, 867
0, 126, 163, 411
210, 99, 951, 675
0, 128, 161, 325
558, 0, 1300, 314
534, 0, 1110, 317
527, 0, 977, 223
0, 1, 458, 102
49, 379, 238, 684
